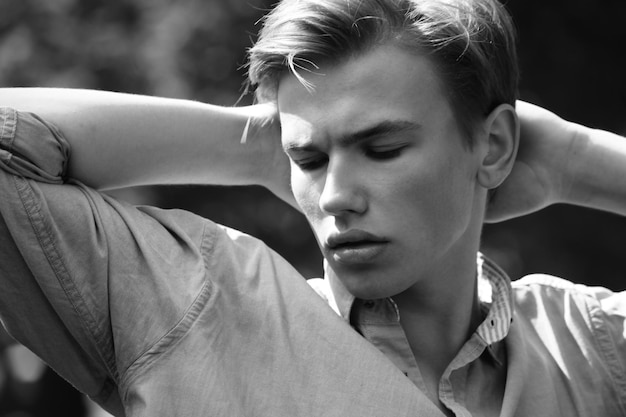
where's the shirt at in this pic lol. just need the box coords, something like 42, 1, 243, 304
1, 108, 625, 416
0, 108, 442, 417
310, 255, 626, 416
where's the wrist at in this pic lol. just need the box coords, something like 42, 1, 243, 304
557, 122, 594, 207
232, 104, 285, 187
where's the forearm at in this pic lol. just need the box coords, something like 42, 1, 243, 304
563, 124, 626, 216
0, 88, 279, 190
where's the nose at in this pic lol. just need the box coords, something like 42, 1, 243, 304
318, 157, 367, 216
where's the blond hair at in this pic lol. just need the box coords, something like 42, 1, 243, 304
246, 0, 519, 144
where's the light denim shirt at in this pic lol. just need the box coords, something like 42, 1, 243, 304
1, 108, 626, 416
0, 108, 442, 417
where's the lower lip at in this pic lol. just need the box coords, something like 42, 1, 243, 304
329, 242, 387, 265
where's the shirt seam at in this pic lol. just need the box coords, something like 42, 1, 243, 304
580, 290, 626, 411
0, 107, 17, 165
118, 221, 216, 395
13, 174, 120, 382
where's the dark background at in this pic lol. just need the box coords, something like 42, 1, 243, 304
0, 0, 625, 415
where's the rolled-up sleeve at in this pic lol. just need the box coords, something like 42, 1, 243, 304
0, 107, 210, 415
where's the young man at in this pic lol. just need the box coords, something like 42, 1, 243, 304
0, 1, 624, 417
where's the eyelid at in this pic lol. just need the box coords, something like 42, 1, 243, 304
365, 143, 409, 160
284, 144, 319, 157
287, 150, 328, 171
366, 140, 410, 151
294, 158, 327, 171
367, 142, 407, 150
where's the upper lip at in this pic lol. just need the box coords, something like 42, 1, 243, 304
325, 230, 387, 250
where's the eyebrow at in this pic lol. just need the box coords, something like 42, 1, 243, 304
284, 120, 422, 152
338, 120, 422, 147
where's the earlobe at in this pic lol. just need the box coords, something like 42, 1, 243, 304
477, 103, 519, 189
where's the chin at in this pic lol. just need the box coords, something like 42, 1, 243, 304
328, 263, 391, 298
343, 280, 399, 301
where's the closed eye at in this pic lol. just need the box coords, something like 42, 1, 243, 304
365, 146, 406, 160
292, 155, 328, 171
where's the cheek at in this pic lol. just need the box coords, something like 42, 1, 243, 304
291, 170, 320, 220
395, 158, 476, 234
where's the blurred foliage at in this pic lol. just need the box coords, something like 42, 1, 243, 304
1, 0, 626, 415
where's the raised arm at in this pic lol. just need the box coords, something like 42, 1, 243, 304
0, 91, 296, 414
0, 87, 293, 204
485, 101, 626, 222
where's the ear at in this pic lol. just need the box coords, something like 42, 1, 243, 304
476, 103, 519, 189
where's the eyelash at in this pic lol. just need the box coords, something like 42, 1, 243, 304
365, 147, 405, 160
294, 156, 328, 171
293, 146, 406, 171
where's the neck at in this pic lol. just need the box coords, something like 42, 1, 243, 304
391, 246, 484, 386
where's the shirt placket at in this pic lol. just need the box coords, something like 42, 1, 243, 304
351, 298, 430, 396
438, 333, 490, 416
351, 296, 509, 417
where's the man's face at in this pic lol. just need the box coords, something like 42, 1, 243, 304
278, 45, 486, 300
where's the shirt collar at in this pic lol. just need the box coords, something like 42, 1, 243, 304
325, 260, 356, 321
475, 253, 514, 345
325, 252, 514, 346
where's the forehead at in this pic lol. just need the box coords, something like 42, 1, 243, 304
276, 45, 453, 144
